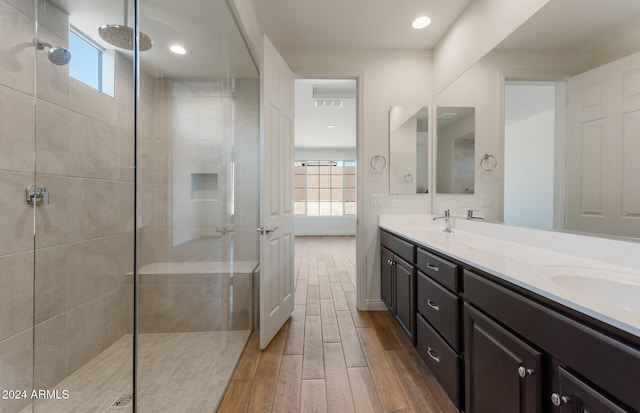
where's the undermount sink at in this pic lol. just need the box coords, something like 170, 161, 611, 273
543, 265, 640, 313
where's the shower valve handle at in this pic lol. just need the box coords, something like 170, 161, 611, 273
26, 185, 49, 207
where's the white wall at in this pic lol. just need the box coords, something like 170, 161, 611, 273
433, 0, 551, 94
504, 85, 555, 228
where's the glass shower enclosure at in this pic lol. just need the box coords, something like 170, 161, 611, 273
0, 0, 258, 411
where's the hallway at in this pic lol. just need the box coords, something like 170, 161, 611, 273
218, 236, 457, 412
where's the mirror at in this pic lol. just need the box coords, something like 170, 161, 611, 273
432, 0, 640, 240
436, 107, 475, 194
389, 106, 429, 194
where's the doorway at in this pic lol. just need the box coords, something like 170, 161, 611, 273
293, 78, 358, 287
503, 80, 566, 229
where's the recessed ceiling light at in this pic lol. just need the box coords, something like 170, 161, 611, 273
412, 16, 431, 30
169, 44, 188, 55
328, 124, 336, 128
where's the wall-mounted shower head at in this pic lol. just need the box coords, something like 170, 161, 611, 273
33, 39, 72, 66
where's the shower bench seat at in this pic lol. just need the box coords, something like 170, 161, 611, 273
127, 261, 259, 333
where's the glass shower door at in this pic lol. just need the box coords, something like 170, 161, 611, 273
30, 0, 135, 411
134, 0, 260, 410
0, 0, 37, 412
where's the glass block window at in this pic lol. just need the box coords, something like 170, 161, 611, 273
294, 160, 356, 216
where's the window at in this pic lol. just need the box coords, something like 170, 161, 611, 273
69, 28, 115, 96
294, 160, 356, 216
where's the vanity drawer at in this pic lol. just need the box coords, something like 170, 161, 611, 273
417, 248, 459, 292
380, 230, 416, 264
417, 313, 461, 409
417, 271, 460, 351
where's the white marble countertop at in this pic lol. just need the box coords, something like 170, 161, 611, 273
379, 215, 640, 339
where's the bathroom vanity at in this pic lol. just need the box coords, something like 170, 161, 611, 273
379, 215, 640, 412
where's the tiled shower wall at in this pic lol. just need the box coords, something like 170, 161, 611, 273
135, 77, 259, 333
137, 78, 259, 268
0, 1, 134, 412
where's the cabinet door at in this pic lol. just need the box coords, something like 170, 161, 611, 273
381, 247, 394, 312
465, 303, 542, 413
395, 256, 415, 342
552, 367, 629, 413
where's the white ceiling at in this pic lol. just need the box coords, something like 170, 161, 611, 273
251, 0, 472, 50
496, 0, 640, 51
54, 0, 640, 80
295, 79, 356, 148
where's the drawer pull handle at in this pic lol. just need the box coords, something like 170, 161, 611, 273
427, 299, 440, 311
517, 366, 534, 378
427, 347, 440, 363
551, 393, 570, 407
426, 263, 439, 272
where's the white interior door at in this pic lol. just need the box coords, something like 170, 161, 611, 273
566, 51, 640, 237
259, 35, 295, 349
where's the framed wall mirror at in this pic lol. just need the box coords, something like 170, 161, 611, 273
389, 106, 429, 194
435, 107, 475, 194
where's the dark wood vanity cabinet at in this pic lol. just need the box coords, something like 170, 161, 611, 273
464, 303, 541, 413
553, 366, 629, 413
464, 270, 640, 413
415, 247, 463, 409
379, 228, 640, 413
381, 246, 394, 311
380, 230, 416, 343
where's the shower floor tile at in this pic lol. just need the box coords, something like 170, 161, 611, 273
21, 330, 251, 413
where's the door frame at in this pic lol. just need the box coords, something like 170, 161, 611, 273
293, 69, 366, 310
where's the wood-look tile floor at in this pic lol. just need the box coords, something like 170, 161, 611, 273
219, 236, 458, 413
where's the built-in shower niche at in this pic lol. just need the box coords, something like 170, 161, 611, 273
190, 173, 218, 200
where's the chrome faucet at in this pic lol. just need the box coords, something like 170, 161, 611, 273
466, 209, 484, 220
433, 209, 452, 233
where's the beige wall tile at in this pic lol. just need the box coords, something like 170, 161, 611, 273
0, 85, 35, 173
36, 99, 69, 176
0, 171, 35, 256
65, 289, 125, 374
68, 78, 117, 125
35, 28, 68, 107
36, 0, 69, 41
34, 312, 69, 389
66, 177, 101, 241
0, 252, 33, 342
0, 0, 35, 95
65, 236, 128, 310
34, 245, 67, 324
67, 111, 118, 179
4, 0, 35, 18
34, 174, 68, 248
0, 329, 33, 413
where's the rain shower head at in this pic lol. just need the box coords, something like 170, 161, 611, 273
33, 39, 72, 65
98, 0, 152, 51
98, 24, 153, 51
